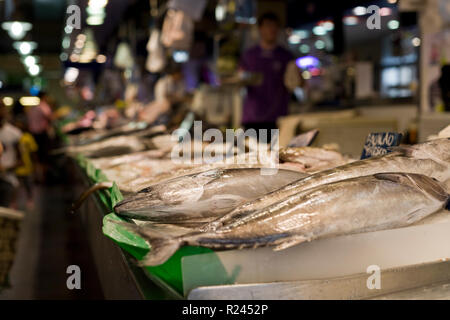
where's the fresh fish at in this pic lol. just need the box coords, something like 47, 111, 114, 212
287, 129, 319, 148
114, 173, 449, 266
114, 168, 307, 224
279, 147, 351, 172
61, 136, 149, 158
208, 139, 450, 230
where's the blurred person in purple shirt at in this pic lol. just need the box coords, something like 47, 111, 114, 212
239, 12, 294, 142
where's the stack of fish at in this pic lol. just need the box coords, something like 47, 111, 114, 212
110, 139, 450, 266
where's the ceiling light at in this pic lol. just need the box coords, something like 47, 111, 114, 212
23, 55, 38, 67
1, 21, 32, 40
353, 6, 367, 16
13, 41, 37, 56
28, 65, 41, 76
2, 97, 14, 107
387, 0, 398, 3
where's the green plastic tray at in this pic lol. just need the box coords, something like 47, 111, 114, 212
76, 154, 213, 295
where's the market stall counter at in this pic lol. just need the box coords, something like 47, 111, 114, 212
72, 154, 450, 300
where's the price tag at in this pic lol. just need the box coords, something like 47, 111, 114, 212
361, 132, 403, 160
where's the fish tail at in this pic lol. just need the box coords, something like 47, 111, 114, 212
109, 219, 183, 266
72, 182, 114, 213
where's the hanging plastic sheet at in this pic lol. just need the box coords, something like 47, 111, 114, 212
167, 0, 207, 21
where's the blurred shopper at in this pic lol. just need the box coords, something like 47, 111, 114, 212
239, 12, 294, 142
13, 104, 38, 208
139, 62, 187, 125
439, 65, 450, 112
0, 101, 23, 207
27, 91, 53, 182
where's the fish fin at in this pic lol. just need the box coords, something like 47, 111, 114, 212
374, 173, 403, 183
108, 219, 181, 266
273, 236, 308, 251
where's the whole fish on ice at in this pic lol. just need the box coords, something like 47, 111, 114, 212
114, 173, 449, 266
208, 139, 450, 230
114, 168, 307, 224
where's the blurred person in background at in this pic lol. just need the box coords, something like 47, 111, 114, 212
13, 101, 38, 209
0, 101, 23, 207
139, 62, 188, 126
239, 12, 294, 142
27, 91, 53, 182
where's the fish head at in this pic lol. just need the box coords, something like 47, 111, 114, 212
391, 139, 450, 163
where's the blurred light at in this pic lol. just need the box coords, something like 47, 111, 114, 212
353, 6, 367, 16
380, 7, 392, 16
1, 21, 32, 40
293, 30, 309, 39
321, 21, 334, 31
28, 65, 41, 76
96, 54, 107, 63
19, 97, 40, 106
23, 55, 38, 67
299, 44, 310, 54
312, 26, 326, 36
75, 39, 85, 49
62, 36, 71, 49
388, 20, 400, 29
87, 16, 104, 25
173, 51, 189, 63
302, 71, 311, 80
88, 0, 108, 9
70, 54, 80, 62
30, 86, 40, 96
288, 34, 301, 44
296, 56, 320, 69
64, 25, 73, 34
0, 81, 2, 89
76, 34, 86, 42
64, 67, 79, 83
215, 5, 226, 21
310, 68, 321, 76
86, 6, 106, 16
343, 16, 359, 26
13, 41, 37, 55
2, 97, 14, 107
387, 0, 398, 3
60, 53, 68, 61
412, 37, 421, 47
314, 40, 325, 50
